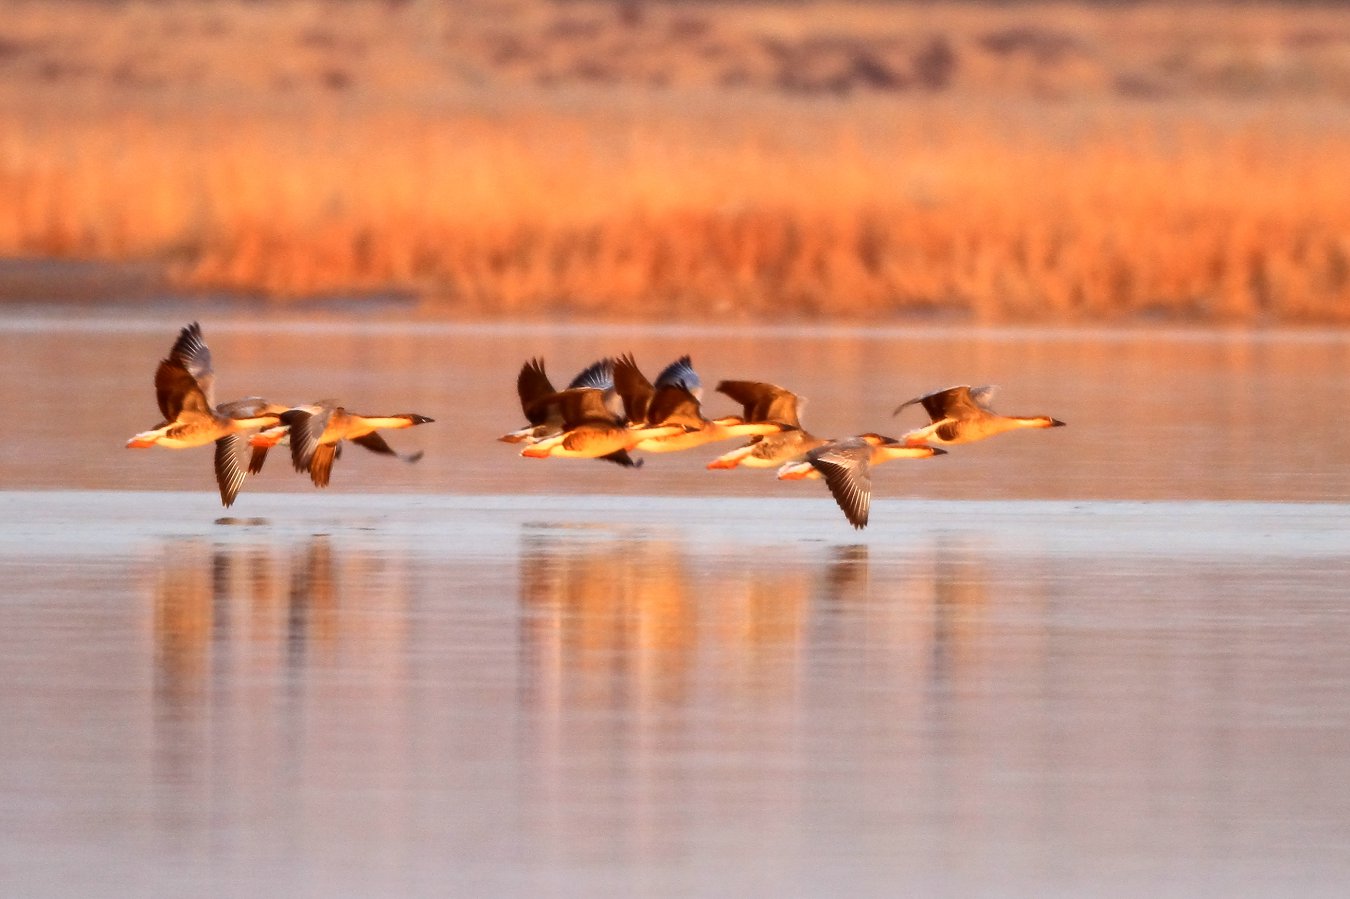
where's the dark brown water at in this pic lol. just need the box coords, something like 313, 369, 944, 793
2, 313, 1349, 896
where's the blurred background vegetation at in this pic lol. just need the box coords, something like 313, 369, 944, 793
3, 0, 1349, 322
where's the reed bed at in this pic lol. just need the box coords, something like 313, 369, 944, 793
4, 0, 1350, 321
5, 100, 1349, 322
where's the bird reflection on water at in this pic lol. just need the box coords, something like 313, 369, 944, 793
517, 527, 816, 716
515, 529, 997, 716
144, 522, 1008, 877
149, 535, 412, 796
152, 538, 340, 699
512, 525, 1000, 862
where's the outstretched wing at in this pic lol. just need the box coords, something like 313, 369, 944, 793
893, 385, 990, 421
569, 357, 624, 421
166, 322, 215, 408
351, 431, 425, 464
517, 358, 556, 424
284, 405, 335, 474
352, 431, 398, 456
716, 380, 802, 428
154, 357, 211, 421
613, 353, 654, 425
308, 442, 337, 488
653, 355, 701, 400
647, 383, 703, 429
598, 449, 642, 468
557, 387, 620, 429
567, 358, 614, 391
809, 440, 874, 530
214, 434, 247, 508
966, 385, 998, 412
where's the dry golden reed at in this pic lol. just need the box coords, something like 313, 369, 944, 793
4, 0, 1350, 321
3, 102, 1350, 322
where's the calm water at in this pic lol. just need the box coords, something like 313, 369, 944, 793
2, 312, 1349, 896
2, 313, 1348, 501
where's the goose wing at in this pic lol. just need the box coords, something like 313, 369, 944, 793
808, 438, 875, 530
537, 387, 618, 430
893, 385, 992, 421
167, 322, 215, 407
214, 434, 247, 508
599, 449, 643, 468
965, 385, 999, 412
716, 380, 802, 428
566, 357, 614, 391
516, 358, 557, 425
613, 353, 654, 425
653, 355, 701, 401
308, 442, 337, 488
154, 357, 212, 421
248, 445, 270, 475
569, 357, 624, 422
647, 384, 704, 429
284, 405, 335, 474
351, 431, 424, 464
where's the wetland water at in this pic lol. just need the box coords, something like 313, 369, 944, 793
2, 314, 1349, 895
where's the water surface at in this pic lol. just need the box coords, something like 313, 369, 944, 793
2, 313, 1348, 896
2, 314, 1347, 501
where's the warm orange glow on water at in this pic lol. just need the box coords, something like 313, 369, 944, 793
4, 319, 1346, 504
6, 492, 1350, 893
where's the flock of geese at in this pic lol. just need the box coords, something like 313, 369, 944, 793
128, 323, 1065, 529
126, 323, 433, 507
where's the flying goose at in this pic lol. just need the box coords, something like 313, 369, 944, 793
519, 384, 685, 461
126, 322, 286, 507
705, 380, 826, 469
777, 433, 946, 529
269, 402, 434, 488
613, 355, 793, 454
893, 385, 1065, 445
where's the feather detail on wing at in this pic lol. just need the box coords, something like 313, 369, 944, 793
308, 442, 337, 488
154, 358, 212, 421
167, 322, 215, 408
285, 406, 333, 473
809, 442, 874, 529
214, 433, 247, 508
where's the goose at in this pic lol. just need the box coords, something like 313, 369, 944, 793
272, 402, 434, 488
705, 380, 826, 469
778, 434, 946, 529
613, 354, 793, 454
500, 357, 639, 467
499, 357, 617, 443
893, 385, 1065, 445
519, 385, 685, 461
126, 322, 286, 507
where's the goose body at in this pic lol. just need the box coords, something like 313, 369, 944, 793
274, 403, 434, 487
519, 386, 684, 460
705, 380, 825, 469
